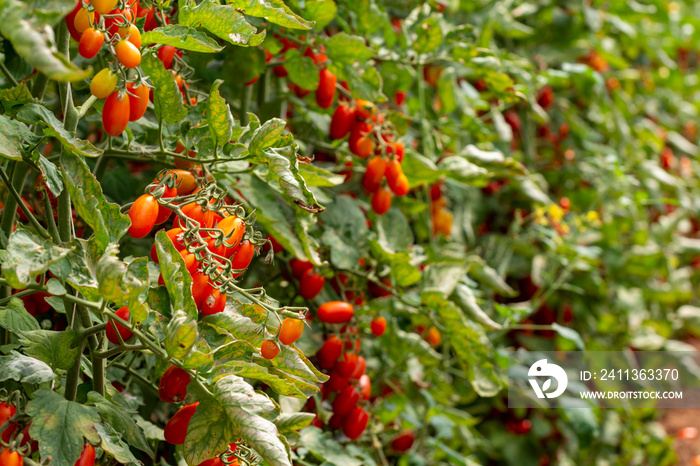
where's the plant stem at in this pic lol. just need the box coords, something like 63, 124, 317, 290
0, 162, 30, 245
0, 166, 50, 239
241, 83, 253, 126
0, 59, 18, 86
42, 187, 61, 243
111, 362, 159, 394
31, 74, 49, 99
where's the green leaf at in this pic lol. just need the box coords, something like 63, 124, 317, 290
185, 375, 291, 466
276, 412, 315, 434
94, 422, 142, 465
297, 428, 363, 466
61, 152, 129, 253
552, 323, 585, 351
61, 238, 100, 302
207, 80, 234, 146
19, 328, 79, 371
38, 155, 64, 196
96, 247, 149, 322
0, 350, 56, 383
182, 338, 214, 372
141, 25, 224, 52
304, 0, 336, 30
179, 0, 266, 46
0, 0, 90, 82
140, 52, 187, 124
155, 230, 198, 319
0, 114, 32, 160
0, 83, 37, 106
298, 164, 344, 187
27, 388, 101, 466
226, 0, 314, 30
285, 48, 319, 91
437, 156, 489, 184
87, 392, 154, 457
468, 257, 517, 297
324, 32, 375, 64
0, 297, 41, 333
320, 195, 370, 269
376, 207, 413, 253
424, 293, 501, 397
423, 262, 468, 296
16, 104, 102, 157
452, 284, 502, 330
165, 311, 198, 360
1, 229, 71, 289
412, 16, 443, 54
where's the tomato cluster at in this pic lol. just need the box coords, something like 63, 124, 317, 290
289, 258, 326, 300
429, 181, 452, 237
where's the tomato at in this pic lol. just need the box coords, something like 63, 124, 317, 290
127, 194, 158, 238
115, 40, 141, 68
388, 172, 409, 197
325, 370, 350, 392
178, 202, 214, 228
290, 259, 313, 279
105, 8, 135, 34
158, 45, 177, 69
349, 121, 374, 158
371, 188, 392, 215
216, 215, 245, 249
559, 196, 571, 211
317, 301, 354, 324
329, 104, 356, 140
179, 250, 199, 275
170, 169, 197, 195
152, 186, 176, 225
0, 401, 17, 443
164, 402, 198, 445
343, 407, 369, 440
358, 374, 371, 400
328, 412, 346, 430
151, 228, 186, 262
362, 156, 387, 193
158, 365, 191, 402
391, 431, 415, 452
394, 90, 406, 106
74, 444, 95, 466
66, 1, 84, 42
78, 28, 104, 59
273, 64, 288, 77
74, 8, 95, 33
118, 24, 142, 48
90, 69, 118, 99
191, 271, 214, 307
106, 306, 133, 345
432, 208, 452, 237
332, 385, 359, 416
261, 339, 279, 359
335, 352, 358, 378
315, 68, 337, 108
355, 100, 376, 120
350, 356, 366, 379
230, 241, 255, 277
201, 289, 226, 316
0, 449, 22, 466
370, 316, 387, 336
92, 0, 118, 14
126, 82, 149, 121
537, 85, 554, 109
135, 0, 151, 17
430, 183, 442, 201
102, 91, 130, 136
677, 427, 698, 440
424, 326, 441, 346
278, 318, 304, 345
18, 424, 37, 454
299, 269, 325, 299
316, 336, 343, 369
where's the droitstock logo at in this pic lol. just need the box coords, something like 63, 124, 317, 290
528, 359, 568, 399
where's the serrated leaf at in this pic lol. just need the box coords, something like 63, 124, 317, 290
285, 49, 319, 91
0, 0, 90, 82
19, 328, 79, 371
423, 262, 468, 296
61, 152, 129, 253
0, 114, 32, 160
87, 392, 154, 457
179, 0, 265, 46
141, 25, 224, 52
324, 32, 375, 63
140, 52, 187, 124
1, 229, 71, 289
207, 80, 234, 146
27, 389, 101, 466
0, 350, 56, 383
16, 104, 101, 157
185, 375, 291, 466
227, 0, 313, 30
0, 297, 41, 333
94, 422, 142, 465
155, 230, 198, 319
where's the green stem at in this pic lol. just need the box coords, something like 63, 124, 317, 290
64, 336, 84, 402
240, 84, 253, 126
0, 166, 51, 239
31, 74, 49, 99
42, 187, 61, 243
111, 362, 159, 394
92, 337, 106, 396
95, 344, 146, 359
0, 59, 18, 86
0, 162, 29, 244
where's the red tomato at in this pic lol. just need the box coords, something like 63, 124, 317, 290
278, 318, 304, 345
370, 316, 387, 336
332, 385, 359, 416
126, 82, 149, 121
358, 374, 371, 399
343, 407, 369, 440
537, 86, 554, 109
335, 352, 358, 378
78, 28, 104, 59
106, 306, 133, 345
316, 336, 343, 369
0, 401, 17, 443
177, 202, 215, 229
0, 450, 23, 466
391, 431, 415, 452
350, 356, 366, 379
394, 91, 406, 106
325, 370, 350, 392
157, 45, 177, 69
371, 187, 392, 215
179, 250, 199, 275
290, 259, 313, 279
164, 402, 199, 445
317, 301, 354, 324
389, 173, 409, 197
230, 241, 255, 277
315, 68, 337, 108
362, 156, 387, 193
191, 271, 214, 308
329, 104, 356, 140
394, 141, 405, 162
158, 365, 191, 403
127, 194, 158, 238
299, 269, 325, 299
349, 121, 374, 158
151, 227, 186, 262
102, 91, 130, 136
170, 169, 197, 195
105, 8, 135, 35
65, 1, 85, 42
355, 100, 376, 120
328, 412, 346, 429
200, 289, 226, 316
261, 339, 280, 359
74, 444, 95, 466
115, 40, 141, 68
216, 215, 245, 249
